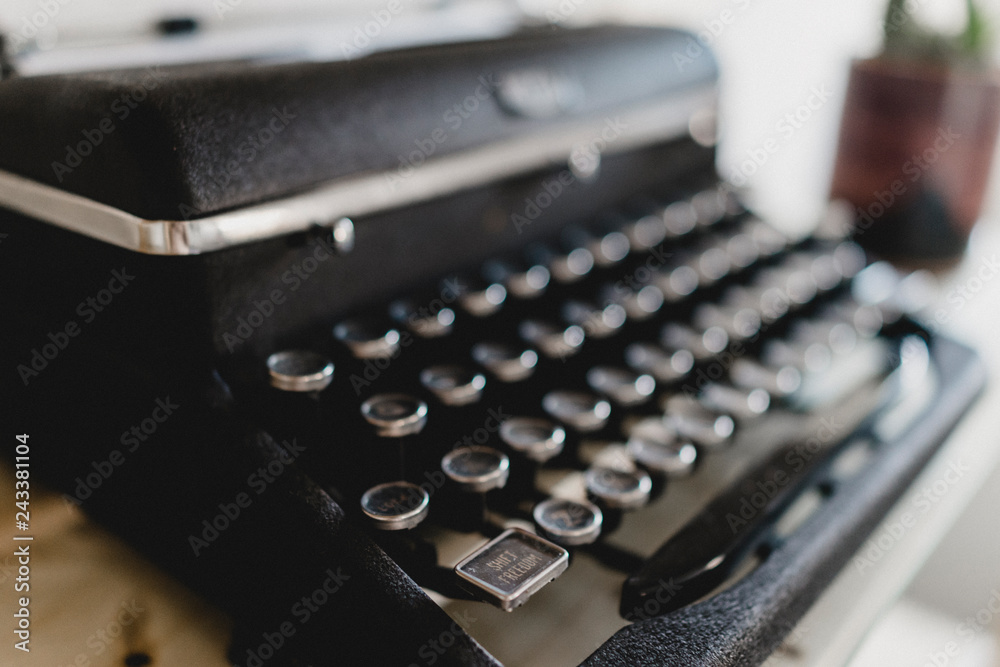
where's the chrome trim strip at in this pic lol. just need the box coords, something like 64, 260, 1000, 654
0, 86, 715, 255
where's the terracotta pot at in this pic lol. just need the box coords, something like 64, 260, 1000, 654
830, 57, 1000, 261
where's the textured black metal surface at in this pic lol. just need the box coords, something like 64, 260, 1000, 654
582, 336, 986, 667
0, 25, 716, 220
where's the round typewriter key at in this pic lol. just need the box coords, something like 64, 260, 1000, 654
389, 298, 455, 338
625, 214, 667, 250
562, 301, 626, 338
533, 498, 603, 546
627, 418, 697, 477
661, 264, 699, 300
266, 350, 334, 393
360, 394, 428, 437
542, 391, 612, 433
549, 247, 594, 283
730, 358, 802, 397
499, 417, 566, 462
333, 318, 401, 359
691, 189, 727, 227
586, 367, 656, 407
726, 232, 759, 269
663, 395, 736, 448
360, 481, 430, 530
441, 446, 510, 493
662, 201, 697, 236
697, 244, 731, 283
420, 366, 486, 406
455, 279, 507, 317
699, 383, 770, 419
484, 260, 551, 300
519, 320, 585, 358
585, 466, 652, 511
595, 231, 631, 266
625, 343, 694, 384
471, 342, 538, 382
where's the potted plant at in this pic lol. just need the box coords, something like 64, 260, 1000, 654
830, 0, 1000, 262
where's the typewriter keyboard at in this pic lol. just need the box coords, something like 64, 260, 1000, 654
232, 186, 906, 664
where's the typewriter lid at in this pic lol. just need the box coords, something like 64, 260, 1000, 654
0, 24, 717, 254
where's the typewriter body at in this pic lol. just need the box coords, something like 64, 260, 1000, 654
1, 22, 986, 667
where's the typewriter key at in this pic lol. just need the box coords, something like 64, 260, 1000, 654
661, 201, 698, 237
730, 358, 802, 397
586, 367, 656, 407
360, 481, 430, 530
699, 383, 771, 419
599, 283, 664, 321
627, 418, 697, 477
726, 232, 759, 269
693, 303, 761, 341
691, 189, 727, 227
389, 298, 455, 338
533, 497, 603, 546
499, 417, 566, 463
548, 247, 594, 283
625, 343, 694, 384
266, 350, 334, 393
542, 391, 612, 433
333, 318, 401, 359
585, 466, 652, 511
471, 342, 539, 382
656, 263, 699, 301
562, 301, 626, 338
662, 395, 736, 448
624, 214, 668, 250
746, 219, 788, 256
519, 320, 585, 358
593, 230, 631, 266
696, 243, 732, 284
661, 323, 728, 361
482, 260, 550, 300
360, 394, 429, 437
763, 338, 832, 373
454, 278, 507, 317
420, 366, 486, 406
441, 446, 510, 493
454, 528, 569, 611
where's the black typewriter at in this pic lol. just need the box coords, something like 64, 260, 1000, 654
1, 21, 986, 667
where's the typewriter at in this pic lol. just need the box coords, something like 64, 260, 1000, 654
1, 20, 987, 667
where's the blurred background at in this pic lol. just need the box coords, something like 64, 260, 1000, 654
2, 1, 998, 664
